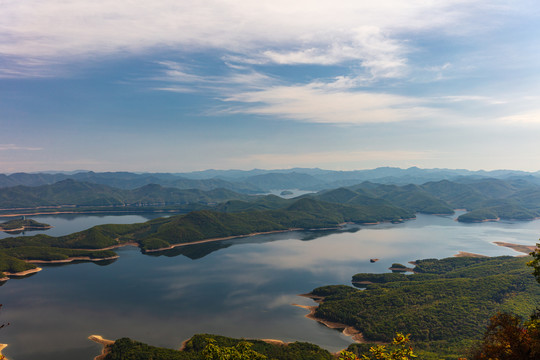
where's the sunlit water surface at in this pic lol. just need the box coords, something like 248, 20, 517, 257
1, 212, 540, 360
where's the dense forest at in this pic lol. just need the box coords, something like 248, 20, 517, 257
311, 256, 540, 359
105, 334, 334, 360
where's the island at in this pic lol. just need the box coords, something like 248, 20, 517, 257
280, 190, 294, 196
0, 218, 52, 234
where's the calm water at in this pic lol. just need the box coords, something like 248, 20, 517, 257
1, 212, 540, 360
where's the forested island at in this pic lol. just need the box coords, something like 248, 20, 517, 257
0, 218, 51, 233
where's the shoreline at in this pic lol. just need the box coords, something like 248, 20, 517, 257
493, 241, 537, 255
0, 225, 53, 233
143, 219, 413, 253
144, 228, 306, 253
293, 294, 368, 343
28, 256, 119, 264
454, 251, 489, 258
0, 267, 43, 282
0, 343, 7, 360
0, 209, 183, 218
89, 335, 115, 360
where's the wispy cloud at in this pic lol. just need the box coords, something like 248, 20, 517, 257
497, 110, 540, 125
152, 60, 277, 92
0, 144, 42, 151
221, 82, 443, 124
0, 0, 518, 77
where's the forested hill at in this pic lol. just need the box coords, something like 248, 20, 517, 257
103, 333, 334, 360
0, 179, 253, 209
311, 177, 540, 222
3, 174, 540, 222
311, 256, 540, 359
2, 167, 540, 192
0, 198, 414, 277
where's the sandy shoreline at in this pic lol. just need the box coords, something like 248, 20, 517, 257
3, 267, 43, 277
0, 267, 43, 282
293, 294, 368, 343
493, 241, 537, 254
28, 256, 119, 264
144, 229, 305, 253
0, 225, 53, 233
454, 251, 489, 258
0, 343, 7, 359
0, 209, 182, 218
89, 335, 115, 360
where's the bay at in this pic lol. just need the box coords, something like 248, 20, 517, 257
1, 212, 539, 360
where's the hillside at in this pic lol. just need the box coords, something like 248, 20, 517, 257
310, 256, 540, 359
103, 333, 333, 360
0, 198, 414, 278
4, 172, 540, 222
0, 179, 254, 210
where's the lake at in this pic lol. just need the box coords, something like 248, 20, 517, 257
1, 212, 539, 360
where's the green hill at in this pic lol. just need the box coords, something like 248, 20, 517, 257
0, 198, 414, 275
311, 256, 540, 359
104, 333, 333, 360
0, 179, 254, 211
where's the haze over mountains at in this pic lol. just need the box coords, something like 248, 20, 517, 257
3, 167, 540, 223
2, 167, 540, 192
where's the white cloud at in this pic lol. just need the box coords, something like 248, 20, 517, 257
222, 82, 443, 124
0, 0, 518, 77
497, 110, 540, 124
153, 60, 276, 91
436, 95, 507, 105
0, 144, 42, 151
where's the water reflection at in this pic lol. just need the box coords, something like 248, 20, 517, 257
1, 213, 540, 360
149, 226, 361, 260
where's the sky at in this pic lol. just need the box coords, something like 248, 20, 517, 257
2, 0, 540, 173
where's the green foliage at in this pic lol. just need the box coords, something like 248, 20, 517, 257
202, 338, 266, 360
339, 333, 417, 360
105, 334, 334, 360
0, 253, 36, 273
0, 179, 254, 210
0, 218, 50, 231
527, 243, 540, 284
105, 338, 196, 360
312, 257, 540, 359
468, 312, 540, 360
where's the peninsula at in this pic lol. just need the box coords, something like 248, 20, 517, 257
303, 255, 540, 359
0, 198, 414, 281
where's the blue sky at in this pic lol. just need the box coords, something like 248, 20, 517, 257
2, 0, 540, 173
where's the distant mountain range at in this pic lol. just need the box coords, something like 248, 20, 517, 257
2, 168, 540, 222
2, 167, 540, 192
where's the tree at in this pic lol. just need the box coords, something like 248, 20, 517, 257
202, 338, 267, 360
338, 333, 417, 360
466, 245, 540, 359
527, 243, 540, 283
468, 312, 540, 360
